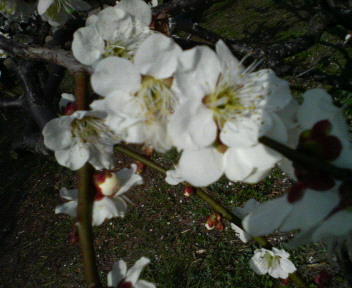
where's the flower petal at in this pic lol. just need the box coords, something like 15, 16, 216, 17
116, 164, 144, 195
177, 148, 224, 187
243, 196, 292, 236
125, 257, 151, 285
55, 201, 77, 218
72, 26, 104, 66
115, 0, 152, 26
107, 260, 127, 287
134, 34, 182, 78
91, 57, 141, 97
38, 0, 54, 15
168, 100, 217, 150
55, 143, 89, 170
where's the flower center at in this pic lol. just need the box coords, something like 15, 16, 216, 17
135, 75, 175, 124
203, 75, 257, 128
71, 116, 116, 145
103, 41, 133, 60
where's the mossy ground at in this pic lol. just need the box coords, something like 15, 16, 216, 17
0, 0, 352, 287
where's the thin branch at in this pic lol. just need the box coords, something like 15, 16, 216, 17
75, 72, 102, 288
259, 136, 352, 180
15, 60, 56, 131
0, 36, 93, 74
0, 96, 23, 107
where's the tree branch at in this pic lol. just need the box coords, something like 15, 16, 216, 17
0, 36, 93, 74
0, 96, 24, 107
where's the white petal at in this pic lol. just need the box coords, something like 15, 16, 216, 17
116, 0, 152, 26
224, 148, 254, 181
93, 197, 120, 226
134, 34, 182, 78
243, 196, 292, 236
59, 187, 78, 201
38, 0, 54, 15
242, 167, 271, 183
72, 27, 104, 66
165, 168, 184, 185
175, 46, 221, 100
42, 117, 73, 150
107, 260, 127, 287
231, 223, 252, 243
55, 143, 89, 170
125, 257, 151, 285
312, 210, 352, 240
116, 165, 144, 195
249, 252, 269, 275
178, 148, 224, 187
135, 280, 156, 288
260, 113, 288, 144
237, 144, 282, 169
168, 100, 217, 150
220, 118, 260, 148
88, 144, 115, 170
55, 201, 77, 218
298, 89, 349, 141
280, 190, 340, 232
91, 57, 141, 97
233, 199, 261, 218
215, 40, 243, 78
263, 70, 292, 112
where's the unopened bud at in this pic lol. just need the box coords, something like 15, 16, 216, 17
183, 186, 194, 197
143, 146, 154, 158
63, 102, 77, 116
93, 170, 121, 199
215, 220, 224, 231
135, 161, 145, 174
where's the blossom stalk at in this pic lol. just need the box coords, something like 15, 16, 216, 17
75, 73, 102, 287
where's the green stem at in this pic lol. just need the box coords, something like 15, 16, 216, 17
75, 72, 102, 288
77, 164, 102, 287
259, 136, 352, 180
115, 145, 167, 175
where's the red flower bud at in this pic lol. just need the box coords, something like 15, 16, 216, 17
183, 186, 194, 197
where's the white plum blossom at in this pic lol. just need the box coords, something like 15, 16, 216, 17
168, 40, 294, 187
90, 33, 182, 152
38, 0, 91, 26
72, 0, 152, 66
250, 248, 296, 279
42, 109, 119, 170
243, 89, 352, 248
231, 198, 260, 243
108, 257, 155, 288
55, 164, 143, 226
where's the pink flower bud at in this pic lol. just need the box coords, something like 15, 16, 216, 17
63, 102, 77, 116
183, 186, 194, 197
135, 161, 145, 174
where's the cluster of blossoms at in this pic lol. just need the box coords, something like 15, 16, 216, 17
38, 0, 352, 284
